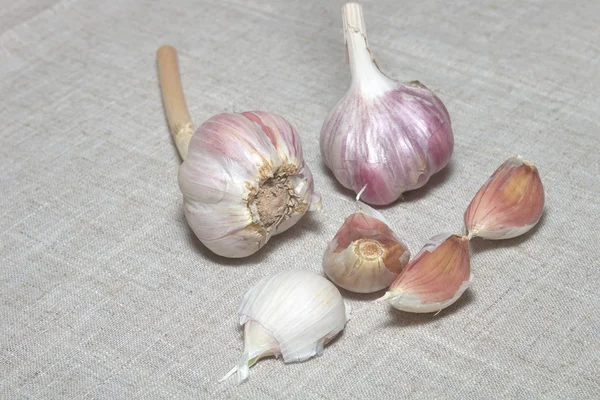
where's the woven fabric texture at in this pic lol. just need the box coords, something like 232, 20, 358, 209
1, 0, 599, 398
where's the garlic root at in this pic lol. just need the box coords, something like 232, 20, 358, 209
157, 45, 194, 160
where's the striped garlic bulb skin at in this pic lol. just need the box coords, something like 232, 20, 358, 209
320, 82, 453, 206
178, 112, 318, 258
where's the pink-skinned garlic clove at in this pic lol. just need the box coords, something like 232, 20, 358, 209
382, 233, 473, 313
323, 202, 410, 293
465, 157, 545, 240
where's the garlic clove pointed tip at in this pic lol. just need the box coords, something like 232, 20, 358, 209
236, 360, 250, 384
375, 291, 393, 303
218, 365, 238, 383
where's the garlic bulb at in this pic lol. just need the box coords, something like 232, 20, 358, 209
157, 46, 320, 258
179, 112, 320, 258
320, 3, 454, 205
465, 157, 544, 240
323, 201, 410, 293
382, 234, 472, 313
220, 270, 350, 383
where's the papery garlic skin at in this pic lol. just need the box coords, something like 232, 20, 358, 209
179, 112, 320, 258
465, 157, 544, 240
320, 3, 453, 205
384, 234, 472, 313
323, 202, 410, 293
222, 270, 350, 383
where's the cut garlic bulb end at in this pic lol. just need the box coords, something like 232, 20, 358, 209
221, 270, 350, 384
465, 157, 545, 240
384, 233, 472, 313
323, 202, 410, 293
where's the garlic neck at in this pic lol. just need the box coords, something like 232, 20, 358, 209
343, 3, 395, 96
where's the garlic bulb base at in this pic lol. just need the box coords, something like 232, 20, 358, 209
249, 171, 305, 231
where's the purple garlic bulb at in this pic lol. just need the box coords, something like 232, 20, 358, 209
320, 3, 454, 205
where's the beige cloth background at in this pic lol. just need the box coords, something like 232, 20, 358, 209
1, 0, 599, 398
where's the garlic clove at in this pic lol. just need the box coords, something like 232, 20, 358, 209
323, 202, 410, 293
464, 157, 545, 240
221, 270, 350, 383
383, 233, 473, 313
178, 112, 318, 258
320, 3, 453, 205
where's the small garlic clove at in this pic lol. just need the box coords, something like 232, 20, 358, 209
323, 202, 410, 293
221, 270, 350, 384
464, 157, 545, 240
383, 233, 473, 313
319, 3, 453, 205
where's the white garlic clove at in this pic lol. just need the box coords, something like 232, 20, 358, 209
221, 270, 350, 384
465, 157, 545, 240
383, 233, 473, 313
320, 3, 453, 205
179, 112, 318, 258
323, 202, 410, 293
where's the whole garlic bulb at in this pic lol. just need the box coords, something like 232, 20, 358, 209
320, 3, 453, 205
179, 112, 320, 258
157, 46, 320, 258
220, 270, 350, 383
323, 202, 410, 293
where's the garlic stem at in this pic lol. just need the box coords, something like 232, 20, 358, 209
157, 45, 194, 160
342, 3, 391, 91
